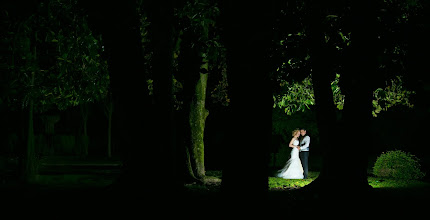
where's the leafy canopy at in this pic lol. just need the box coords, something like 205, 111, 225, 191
273, 74, 414, 117
4, 0, 109, 112
271, 0, 420, 117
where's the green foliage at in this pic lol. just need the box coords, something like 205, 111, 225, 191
4, 0, 109, 112
176, 0, 220, 53
138, 0, 229, 108
273, 74, 414, 117
273, 73, 347, 115
176, 0, 228, 107
373, 150, 425, 180
331, 74, 345, 110
273, 76, 314, 115
372, 76, 415, 117
272, 0, 420, 117
210, 67, 229, 106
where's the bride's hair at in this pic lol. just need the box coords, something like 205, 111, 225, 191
292, 129, 300, 137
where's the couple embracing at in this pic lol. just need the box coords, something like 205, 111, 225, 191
277, 128, 310, 179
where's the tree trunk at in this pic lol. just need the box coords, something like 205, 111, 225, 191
79, 103, 89, 157
144, 0, 179, 198
188, 72, 209, 180
338, 0, 378, 190
103, 92, 114, 158
107, 101, 112, 158
219, 1, 275, 209
22, 72, 36, 183
176, 27, 209, 183
307, 0, 339, 189
105, 99, 113, 158
306, 0, 377, 198
22, 31, 38, 183
41, 114, 60, 155
80, 0, 155, 196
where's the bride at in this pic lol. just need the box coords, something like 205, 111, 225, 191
277, 129, 304, 179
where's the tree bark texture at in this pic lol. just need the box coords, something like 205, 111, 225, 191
188, 72, 209, 179
176, 25, 210, 182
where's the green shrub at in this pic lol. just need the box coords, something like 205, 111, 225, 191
373, 150, 425, 180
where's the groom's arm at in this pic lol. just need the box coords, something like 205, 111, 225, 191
300, 136, 310, 151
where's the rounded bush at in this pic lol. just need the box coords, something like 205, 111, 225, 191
373, 150, 425, 180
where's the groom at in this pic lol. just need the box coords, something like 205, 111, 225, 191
299, 128, 310, 179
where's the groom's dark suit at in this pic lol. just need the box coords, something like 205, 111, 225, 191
299, 135, 310, 179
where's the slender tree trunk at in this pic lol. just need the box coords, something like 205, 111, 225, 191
79, 103, 89, 157
189, 72, 209, 179
22, 31, 38, 183
176, 28, 209, 183
23, 72, 36, 183
107, 100, 113, 158
103, 91, 113, 158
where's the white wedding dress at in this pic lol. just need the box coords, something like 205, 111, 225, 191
277, 140, 304, 179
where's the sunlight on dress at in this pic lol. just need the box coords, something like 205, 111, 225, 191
276, 140, 304, 179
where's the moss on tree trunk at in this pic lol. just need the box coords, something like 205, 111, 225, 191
189, 69, 209, 180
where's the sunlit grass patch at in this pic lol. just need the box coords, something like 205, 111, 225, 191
269, 171, 430, 191
269, 171, 319, 190
368, 176, 430, 189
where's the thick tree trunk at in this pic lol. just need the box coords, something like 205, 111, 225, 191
219, 1, 275, 209
144, 0, 180, 198
80, 0, 156, 198
307, 0, 339, 188
339, 0, 377, 189
306, 0, 377, 198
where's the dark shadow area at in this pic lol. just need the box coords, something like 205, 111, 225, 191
1, 0, 429, 216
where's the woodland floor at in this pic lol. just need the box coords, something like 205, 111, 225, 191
1, 157, 429, 216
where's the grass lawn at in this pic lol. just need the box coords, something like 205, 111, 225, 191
269, 171, 429, 189
183, 170, 430, 195
2, 169, 428, 214
27, 170, 430, 195
6, 168, 429, 205
368, 176, 430, 189
268, 171, 319, 190
269, 172, 429, 197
